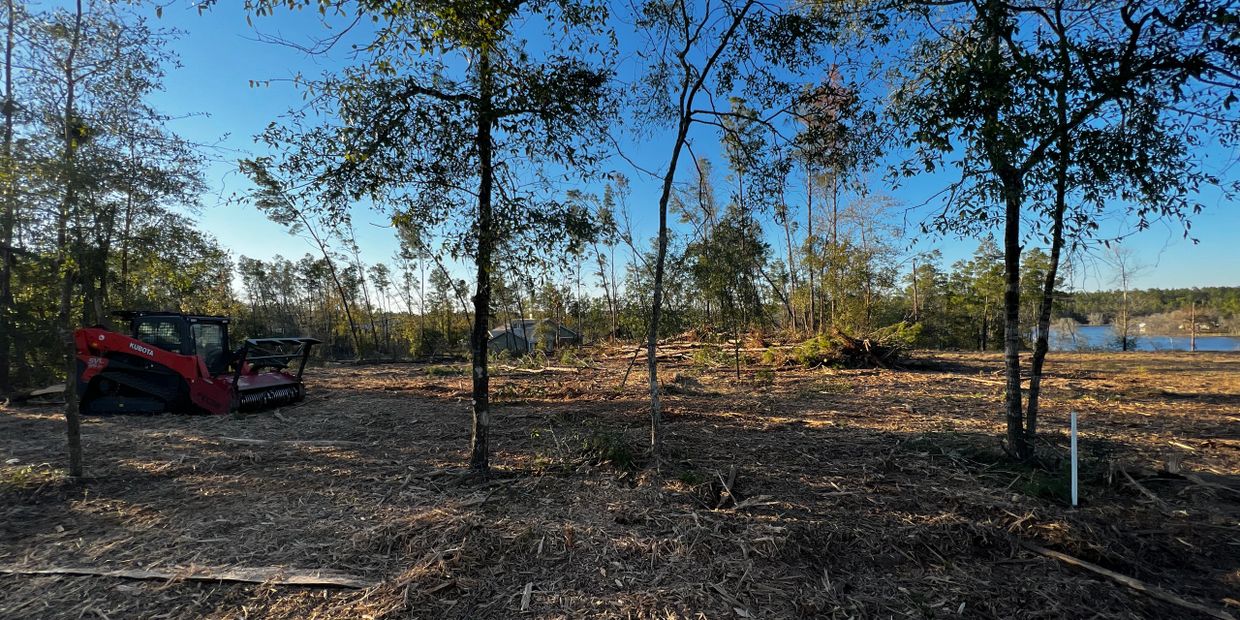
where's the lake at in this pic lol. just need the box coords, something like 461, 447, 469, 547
1050, 324, 1240, 352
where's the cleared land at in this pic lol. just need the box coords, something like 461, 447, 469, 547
1, 350, 1238, 619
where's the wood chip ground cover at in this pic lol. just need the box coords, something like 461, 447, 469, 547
1, 350, 1237, 619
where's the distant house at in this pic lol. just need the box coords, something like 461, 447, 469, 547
487, 319, 581, 355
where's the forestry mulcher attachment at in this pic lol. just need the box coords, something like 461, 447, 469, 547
75, 311, 319, 415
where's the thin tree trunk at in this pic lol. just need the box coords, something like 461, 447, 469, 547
469, 49, 494, 473
0, 0, 14, 392
119, 155, 135, 303
419, 258, 426, 355
1120, 286, 1130, 351
609, 243, 617, 340
647, 116, 685, 469
829, 171, 839, 328
646, 0, 754, 470
90, 200, 115, 327
1189, 300, 1196, 352
910, 259, 919, 321
805, 168, 815, 334
348, 236, 381, 353
735, 170, 747, 380
781, 202, 798, 331
1025, 33, 1071, 442
58, 0, 84, 478
300, 224, 361, 357
980, 303, 989, 351
1025, 216, 1064, 441
595, 243, 614, 341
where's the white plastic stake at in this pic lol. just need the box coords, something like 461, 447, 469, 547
1070, 410, 1079, 507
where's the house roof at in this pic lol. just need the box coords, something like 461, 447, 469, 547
487, 319, 578, 341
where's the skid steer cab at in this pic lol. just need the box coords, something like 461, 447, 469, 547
75, 311, 320, 415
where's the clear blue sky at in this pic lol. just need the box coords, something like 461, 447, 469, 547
137, 1, 1237, 293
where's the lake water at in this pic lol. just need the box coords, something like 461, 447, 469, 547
1050, 324, 1240, 352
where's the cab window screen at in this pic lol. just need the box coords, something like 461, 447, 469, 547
136, 319, 183, 353
192, 323, 227, 374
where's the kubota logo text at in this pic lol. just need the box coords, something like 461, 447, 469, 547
129, 342, 155, 357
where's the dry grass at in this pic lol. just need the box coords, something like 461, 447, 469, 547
1, 349, 1238, 619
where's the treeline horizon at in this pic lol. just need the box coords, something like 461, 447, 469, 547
221, 238, 1240, 362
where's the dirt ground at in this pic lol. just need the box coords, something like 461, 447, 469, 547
1, 350, 1238, 619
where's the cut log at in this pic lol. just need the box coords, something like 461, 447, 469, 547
1022, 543, 1235, 620
0, 564, 374, 589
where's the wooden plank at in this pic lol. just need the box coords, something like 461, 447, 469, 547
0, 564, 374, 589
1022, 543, 1235, 620
30, 383, 66, 397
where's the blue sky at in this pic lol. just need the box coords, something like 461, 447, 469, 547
136, 1, 1238, 293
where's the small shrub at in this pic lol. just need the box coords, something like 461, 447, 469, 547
793, 335, 839, 368
1, 465, 37, 487
426, 364, 464, 377
814, 379, 849, 394
518, 350, 549, 370
663, 371, 705, 395
1015, 463, 1072, 503
754, 368, 775, 385
678, 469, 706, 486
760, 347, 789, 366
580, 431, 639, 472
558, 347, 589, 368
692, 344, 727, 369
0, 464, 56, 489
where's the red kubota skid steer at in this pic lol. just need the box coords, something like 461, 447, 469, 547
75, 311, 320, 415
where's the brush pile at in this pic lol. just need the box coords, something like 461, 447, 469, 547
785, 322, 922, 369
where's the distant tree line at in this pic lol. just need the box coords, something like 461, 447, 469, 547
1059, 287, 1240, 333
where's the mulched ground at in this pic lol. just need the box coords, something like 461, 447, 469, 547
1, 349, 1237, 619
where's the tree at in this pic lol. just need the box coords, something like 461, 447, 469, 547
633, 0, 825, 468
685, 202, 770, 377
795, 66, 878, 332
243, 0, 612, 473
25, 0, 178, 477
0, 0, 19, 393
241, 159, 364, 357
1103, 244, 1147, 351
891, 0, 1239, 461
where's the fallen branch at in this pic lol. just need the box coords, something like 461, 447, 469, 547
493, 366, 583, 375
216, 437, 363, 448
0, 564, 374, 589
1022, 543, 1235, 620
1117, 465, 1172, 511
1185, 473, 1240, 498
715, 464, 739, 509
